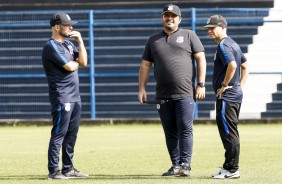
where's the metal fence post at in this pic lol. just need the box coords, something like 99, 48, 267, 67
191, 8, 199, 118
191, 8, 196, 32
89, 10, 96, 119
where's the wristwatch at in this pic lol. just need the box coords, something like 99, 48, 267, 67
197, 82, 205, 88
221, 82, 228, 87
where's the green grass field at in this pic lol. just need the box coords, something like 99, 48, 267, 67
0, 124, 281, 184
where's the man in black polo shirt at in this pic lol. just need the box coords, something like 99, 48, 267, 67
42, 12, 88, 180
203, 15, 249, 179
138, 4, 206, 177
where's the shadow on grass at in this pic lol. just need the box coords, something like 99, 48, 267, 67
90, 174, 211, 180
0, 174, 211, 180
0, 175, 47, 180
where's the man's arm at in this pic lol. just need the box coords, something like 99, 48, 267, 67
240, 62, 249, 87
222, 61, 237, 87
70, 31, 88, 66
63, 61, 79, 72
62, 31, 87, 72
138, 60, 152, 103
194, 52, 206, 100
216, 60, 237, 98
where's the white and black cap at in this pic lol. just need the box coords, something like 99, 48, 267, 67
202, 15, 227, 29
162, 4, 181, 17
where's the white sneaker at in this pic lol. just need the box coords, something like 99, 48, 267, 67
212, 168, 240, 179
211, 168, 225, 177
179, 163, 191, 177
63, 168, 89, 179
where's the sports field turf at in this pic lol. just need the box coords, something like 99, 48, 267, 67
0, 123, 281, 184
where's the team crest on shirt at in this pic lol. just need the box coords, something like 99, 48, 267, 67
176, 36, 184, 43
156, 104, 160, 110
65, 103, 71, 112
67, 45, 74, 55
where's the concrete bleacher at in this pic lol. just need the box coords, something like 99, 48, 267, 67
242, 0, 282, 118
194, 2, 282, 119
208, 1, 282, 119
0, 8, 279, 119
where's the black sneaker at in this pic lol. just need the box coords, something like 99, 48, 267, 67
48, 170, 67, 180
179, 163, 191, 176
63, 168, 89, 179
162, 165, 180, 176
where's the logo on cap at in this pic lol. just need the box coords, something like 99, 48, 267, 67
66, 14, 71, 21
168, 5, 174, 11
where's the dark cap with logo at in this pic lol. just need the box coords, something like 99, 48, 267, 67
202, 15, 227, 29
162, 4, 181, 17
50, 12, 78, 27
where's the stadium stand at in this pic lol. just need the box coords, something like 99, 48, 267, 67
2, 0, 282, 120
0, 0, 274, 10
1, 7, 276, 119
259, 0, 282, 118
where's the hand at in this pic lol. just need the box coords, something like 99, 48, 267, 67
69, 31, 83, 43
216, 86, 232, 99
196, 86, 205, 101
138, 89, 147, 104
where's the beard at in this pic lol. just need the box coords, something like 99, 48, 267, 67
164, 24, 178, 33
163, 20, 178, 32
165, 26, 174, 32
59, 30, 69, 38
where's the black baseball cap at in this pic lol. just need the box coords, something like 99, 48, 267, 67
202, 15, 227, 29
50, 12, 78, 27
162, 4, 181, 17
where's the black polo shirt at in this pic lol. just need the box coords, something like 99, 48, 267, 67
142, 28, 205, 99
42, 39, 81, 104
